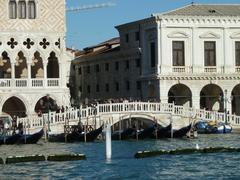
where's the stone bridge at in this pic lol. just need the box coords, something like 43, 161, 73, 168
18, 102, 240, 134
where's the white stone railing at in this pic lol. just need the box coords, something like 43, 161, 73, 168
0, 78, 60, 88
172, 66, 192, 73
235, 66, 240, 73
204, 66, 217, 73
17, 102, 240, 130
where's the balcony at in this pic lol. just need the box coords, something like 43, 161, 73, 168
236, 66, 240, 73
172, 66, 192, 73
0, 79, 60, 88
204, 66, 217, 73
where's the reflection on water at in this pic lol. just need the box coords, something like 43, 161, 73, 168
0, 133, 240, 179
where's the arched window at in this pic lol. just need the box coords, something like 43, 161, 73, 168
18, 0, 26, 19
9, 0, 17, 19
28, 0, 36, 19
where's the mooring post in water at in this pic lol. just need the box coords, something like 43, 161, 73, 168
170, 114, 173, 139
106, 124, 112, 160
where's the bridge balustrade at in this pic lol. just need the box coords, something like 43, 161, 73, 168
17, 101, 240, 130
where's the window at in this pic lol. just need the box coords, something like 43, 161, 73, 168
125, 33, 129, 43
172, 41, 185, 66
105, 63, 109, 71
126, 81, 130, 91
87, 85, 91, 94
136, 58, 141, 67
28, 0, 36, 19
95, 64, 100, 72
125, 60, 129, 70
18, 0, 26, 19
9, 0, 17, 19
136, 81, 141, 90
204, 41, 216, 66
115, 61, 119, 71
96, 84, 100, 92
150, 42, 156, 67
87, 66, 90, 73
115, 82, 119, 91
78, 67, 81, 75
105, 83, 109, 92
135, 31, 140, 41
236, 42, 240, 66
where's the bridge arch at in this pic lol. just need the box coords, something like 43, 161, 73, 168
200, 84, 223, 111
168, 84, 192, 107
231, 84, 240, 115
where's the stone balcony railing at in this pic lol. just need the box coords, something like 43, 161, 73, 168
0, 78, 60, 88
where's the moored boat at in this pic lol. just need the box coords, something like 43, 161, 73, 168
112, 128, 135, 140
48, 125, 103, 143
17, 128, 44, 144
195, 120, 232, 134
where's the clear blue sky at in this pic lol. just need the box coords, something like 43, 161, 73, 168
66, 0, 240, 50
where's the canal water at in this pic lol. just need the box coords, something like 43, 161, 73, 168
0, 133, 240, 179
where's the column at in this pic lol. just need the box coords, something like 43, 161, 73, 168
11, 63, 15, 87
58, 62, 62, 87
156, 20, 161, 75
27, 62, 31, 87
43, 62, 47, 87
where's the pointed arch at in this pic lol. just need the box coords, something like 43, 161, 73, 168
15, 51, 27, 78
31, 51, 43, 78
0, 51, 11, 78
47, 51, 59, 78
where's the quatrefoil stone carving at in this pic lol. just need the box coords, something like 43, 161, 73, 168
39, 38, 50, 49
23, 38, 34, 49
7, 38, 18, 49
55, 38, 60, 49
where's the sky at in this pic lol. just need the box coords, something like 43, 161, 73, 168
66, 0, 240, 50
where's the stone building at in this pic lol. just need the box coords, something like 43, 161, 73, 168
0, 0, 71, 117
73, 4, 240, 115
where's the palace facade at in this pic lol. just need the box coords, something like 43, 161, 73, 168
0, 0, 72, 117
72, 4, 240, 115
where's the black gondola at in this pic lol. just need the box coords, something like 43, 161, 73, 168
17, 128, 44, 144
48, 125, 103, 143
126, 125, 156, 140
112, 128, 135, 140
0, 134, 22, 145
151, 124, 172, 139
166, 124, 192, 138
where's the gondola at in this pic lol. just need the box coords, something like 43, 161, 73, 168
17, 128, 44, 144
48, 125, 103, 143
151, 124, 192, 138
129, 125, 156, 140
151, 124, 172, 139
111, 128, 135, 140
0, 133, 22, 145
